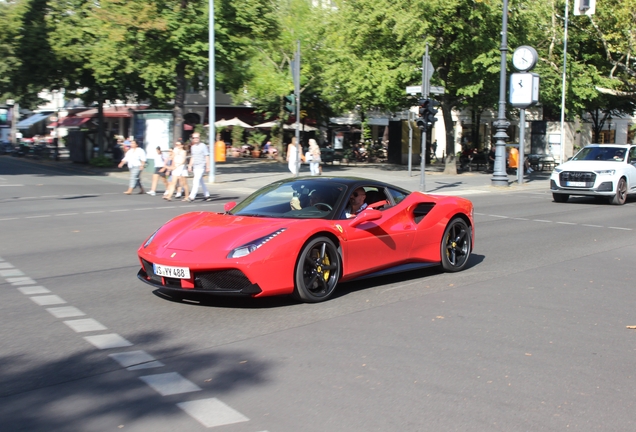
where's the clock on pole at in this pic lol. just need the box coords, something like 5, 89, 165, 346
512, 45, 538, 72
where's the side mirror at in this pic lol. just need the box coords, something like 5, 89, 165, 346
349, 209, 382, 228
224, 201, 237, 212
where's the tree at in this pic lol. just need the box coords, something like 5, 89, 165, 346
319, 0, 508, 174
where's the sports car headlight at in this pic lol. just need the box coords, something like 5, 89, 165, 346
143, 229, 160, 248
227, 228, 287, 258
594, 169, 615, 175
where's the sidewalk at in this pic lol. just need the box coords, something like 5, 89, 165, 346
8, 155, 551, 196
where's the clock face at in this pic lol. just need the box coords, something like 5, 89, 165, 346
512, 46, 537, 71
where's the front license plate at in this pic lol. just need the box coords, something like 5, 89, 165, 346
153, 264, 190, 279
566, 181, 586, 187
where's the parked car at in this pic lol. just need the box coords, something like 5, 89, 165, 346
550, 144, 636, 205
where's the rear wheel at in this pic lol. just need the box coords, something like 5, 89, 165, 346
293, 237, 341, 303
610, 178, 627, 205
553, 193, 569, 203
441, 218, 471, 272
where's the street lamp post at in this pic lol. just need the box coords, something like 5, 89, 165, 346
491, 0, 510, 187
208, 0, 216, 183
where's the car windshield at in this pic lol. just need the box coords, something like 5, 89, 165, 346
572, 147, 626, 162
230, 180, 348, 219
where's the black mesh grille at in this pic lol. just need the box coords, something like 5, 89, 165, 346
142, 259, 162, 283
559, 171, 596, 187
194, 269, 253, 291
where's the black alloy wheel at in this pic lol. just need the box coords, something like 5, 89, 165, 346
610, 177, 627, 205
294, 237, 341, 303
441, 218, 472, 272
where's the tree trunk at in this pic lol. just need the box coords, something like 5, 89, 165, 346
97, 91, 104, 157
442, 103, 457, 175
173, 61, 186, 145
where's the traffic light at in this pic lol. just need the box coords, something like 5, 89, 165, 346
415, 98, 439, 130
284, 94, 296, 114
426, 99, 439, 125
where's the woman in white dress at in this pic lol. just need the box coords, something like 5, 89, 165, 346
287, 137, 300, 175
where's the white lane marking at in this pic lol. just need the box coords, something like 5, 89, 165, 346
47, 306, 86, 318
109, 209, 129, 212
608, 226, 632, 231
0, 218, 19, 221
0, 269, 25, 277
8, 276, 36, 285
0, 262, 14, 269
30, 295, 66, 306
40, 195, 60, 198
0, 184, 24, 187
134, 208, 154, 211
25, 215, 51, 219
55, 213, 78, 216
177, 398, 250, 428
18, 286, 51, 295
84, 334, 133, 350
139, 372, 202, 396
490, 214, 508, 218
532, 219, 552, 223
582, 224, 603, 228
556, 221, 576, 225
83, 211, 104, 214
63, 318, 108, 333
109, 351, 164, 370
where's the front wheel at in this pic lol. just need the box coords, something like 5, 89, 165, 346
293, 237, 341, 303
553, 193, 569, 203
441, 218, 471, 272
610, 178, 627, 205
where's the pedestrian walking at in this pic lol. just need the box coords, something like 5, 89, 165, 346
184, 133, 210, 202
163, 141, 189, 201
147, 146, 169, 196
287, 137, 300, 175
308, 139, 321, 176
118, 140, 146, 194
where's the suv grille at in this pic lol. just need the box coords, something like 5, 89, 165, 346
559, 171, 596, 188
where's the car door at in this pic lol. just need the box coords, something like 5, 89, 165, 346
626, 146, 636, 192
339, 187, 415, 277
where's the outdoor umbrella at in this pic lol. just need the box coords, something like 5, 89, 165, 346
253, 121, 278, 128
215, 117, 253, 128
284, 123, 317, 132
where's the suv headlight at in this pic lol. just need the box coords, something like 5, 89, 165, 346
554, 167, 563, 173
594, 169, 615, 175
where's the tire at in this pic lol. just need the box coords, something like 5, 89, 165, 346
293, 237, 341, 303
611, 178, 627, 205
441, 218, 471, 272
553, 193, 569, 203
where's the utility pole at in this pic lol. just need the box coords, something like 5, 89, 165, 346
420, 43, 433, 192
291, 41, 301, 177
491, 0, 510, 187
208, 0, 216, 183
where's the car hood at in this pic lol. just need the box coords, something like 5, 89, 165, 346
558, 160, 623, 171
156, 212, 295, 252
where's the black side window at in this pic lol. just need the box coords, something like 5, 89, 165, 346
387, 187, 408, 205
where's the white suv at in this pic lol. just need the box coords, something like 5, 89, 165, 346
550, 144, 636, 205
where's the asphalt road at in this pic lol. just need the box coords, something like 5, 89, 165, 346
1, 155, 635, 431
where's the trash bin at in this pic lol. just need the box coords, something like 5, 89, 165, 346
215, 139, 226, 162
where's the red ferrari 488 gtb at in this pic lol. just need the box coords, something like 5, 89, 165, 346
138, 177, 474, 303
